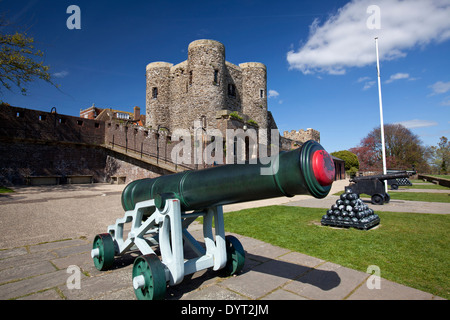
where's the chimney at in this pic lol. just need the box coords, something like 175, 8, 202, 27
133, 106, 140, 121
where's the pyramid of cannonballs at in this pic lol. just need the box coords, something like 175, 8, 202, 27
321, 188, 380, 230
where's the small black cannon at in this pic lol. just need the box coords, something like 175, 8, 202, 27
386, 170, 416, 189
346, 171, 414, 205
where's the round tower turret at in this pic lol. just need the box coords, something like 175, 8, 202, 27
146, 62, 173, 129
239, 62, 267, 129
186, 40, 226, 129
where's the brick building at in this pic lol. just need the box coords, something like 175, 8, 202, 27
80, 104, 145, 126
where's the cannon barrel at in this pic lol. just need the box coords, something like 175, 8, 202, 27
121, 140, 335, 212
350, 171, 412, 183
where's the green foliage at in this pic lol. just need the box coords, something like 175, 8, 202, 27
347, 166, 358, 177
331, 150, 359, 171
247, 119, 258, 127
229, 112, 243, 121
0, 186, 14, 193
429, 136, 449, 174
0, 22, 55, 95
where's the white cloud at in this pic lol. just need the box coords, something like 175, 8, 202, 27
357, 76, 375, 90
357, 76, 371, 83
268, 90, 280, 98
53, 70, 69, 78
395, 119, 438, 129
385, 73, 409, 84
440, 96, 450, 106
287, 0, 450, 75
362, 81, 375, 90
429, 81, 450, 95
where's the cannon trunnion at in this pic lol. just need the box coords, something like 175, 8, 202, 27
92, 140, 335, 300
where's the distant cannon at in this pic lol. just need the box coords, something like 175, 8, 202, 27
91, 140, 335, 300
346, 171, 415, 205
386, 170, 416, 189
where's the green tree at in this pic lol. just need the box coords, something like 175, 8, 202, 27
0, 20, 55, 95
430, 136, 449, 174
331, 150, 359, 176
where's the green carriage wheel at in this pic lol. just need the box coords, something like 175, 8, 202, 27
220, 235, 245, 277
132, 254, 167, 300
92, 233, 115, 271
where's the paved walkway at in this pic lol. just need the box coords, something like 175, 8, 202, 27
0, 181, 447, 300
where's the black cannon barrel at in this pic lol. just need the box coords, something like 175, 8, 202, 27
351, 172, 412, 182
121, 140, 335, 212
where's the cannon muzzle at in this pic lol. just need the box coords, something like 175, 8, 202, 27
121, 140, 335, 212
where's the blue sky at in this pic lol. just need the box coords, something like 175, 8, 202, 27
1, 0, 449, 154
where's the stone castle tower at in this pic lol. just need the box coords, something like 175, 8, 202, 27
146, 39, 268, 132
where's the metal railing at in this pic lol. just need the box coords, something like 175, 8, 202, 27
109, 138, 195, 172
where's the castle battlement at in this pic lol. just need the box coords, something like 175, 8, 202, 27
283, 128, 320, 144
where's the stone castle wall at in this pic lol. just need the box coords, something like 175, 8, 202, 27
283, 128, 320, 144
0, 104, 171, 185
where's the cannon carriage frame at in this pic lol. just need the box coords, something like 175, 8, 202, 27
92, 198, 244, 300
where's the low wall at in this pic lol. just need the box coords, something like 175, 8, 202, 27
418, 174, 450, 188
0, 140, 108, 185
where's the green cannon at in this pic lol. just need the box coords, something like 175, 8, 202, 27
92, 140, 335, 300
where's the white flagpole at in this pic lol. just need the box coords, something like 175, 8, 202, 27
375, 37, 388, 193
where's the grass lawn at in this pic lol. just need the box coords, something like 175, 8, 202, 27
430, 175, 450, 179
402, 184, 449, 190
0, 186, 14, 193
387, 192, 450, 203
223, 205, 450, 299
